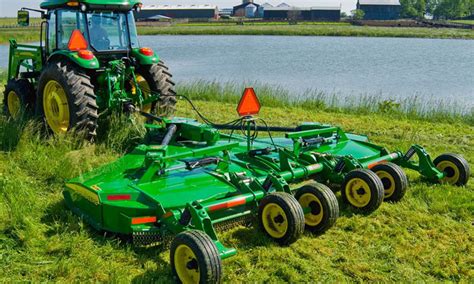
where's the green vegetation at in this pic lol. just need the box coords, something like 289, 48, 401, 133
427, 0, 474, 19
137, 24, 474, 39
0, 78, 473, 282
1, 18, 474, 45
451, 19, 474, 25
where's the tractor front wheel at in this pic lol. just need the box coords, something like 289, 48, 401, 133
136, 61, 177, 116
37, 62, 98, 139
3, 79, 35, 119
341, 169, 384, 213
258, 192, 305, 245
170, 230, 222, 284
434, 153, 470, 186
295, 182, 339, 234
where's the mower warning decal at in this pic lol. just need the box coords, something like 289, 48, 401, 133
66, 183, 100, 205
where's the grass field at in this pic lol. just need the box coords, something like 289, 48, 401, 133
137, 23, 474, 39
1, 19, 474, 45
0, 78, 473, 282
450, 20, 474, 25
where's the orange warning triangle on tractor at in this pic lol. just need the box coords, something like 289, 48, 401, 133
237, 88, 261, 116
68, 29, 88, 51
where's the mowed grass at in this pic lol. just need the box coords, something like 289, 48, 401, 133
0, 82, 473, 282
137, 23, 474, 39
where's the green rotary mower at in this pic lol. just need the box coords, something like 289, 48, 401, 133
64, 89, 469, 283
4, 0, 176, 139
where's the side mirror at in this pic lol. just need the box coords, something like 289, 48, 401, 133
18, 10, 30, 27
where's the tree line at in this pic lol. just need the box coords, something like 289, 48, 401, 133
400, 0, 473, 19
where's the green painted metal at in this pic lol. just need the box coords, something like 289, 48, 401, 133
7, 1, 163, 121
40, 0, 142, 10
64, 114, 459, 265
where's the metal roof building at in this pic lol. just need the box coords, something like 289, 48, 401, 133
136, 5, 218, 20
357, 0, 401, 20
263, 5, 341, 21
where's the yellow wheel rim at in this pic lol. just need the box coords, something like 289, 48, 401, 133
174, 244, 200, 284
135, 74, 152, 113
7, 91, 21, 119
298, 193, 323, 226
437, 161, 460, 184
345, 178, 371, 208
43, 80, 70, 134
376, 170, 396, 198
261, 203, 288, 238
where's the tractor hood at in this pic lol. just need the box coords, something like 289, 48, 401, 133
40, 0, 142, 10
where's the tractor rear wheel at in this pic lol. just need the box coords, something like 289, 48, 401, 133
37, 62, 98, 139
294, 182, 339, 234
434, 153, 470, 186
3, 79, 35, 119
170, 230, 222, 284
371, 163, 408, 202
341, 169, 384, 213
258, 192, 305, 245
136, 61, 177, 116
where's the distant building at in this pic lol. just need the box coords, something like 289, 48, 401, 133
137, 5, 218, 20
219, 8, 233, 17
233, 0, 261, 17
263, 5, 341, 21
357, 0, 401, 20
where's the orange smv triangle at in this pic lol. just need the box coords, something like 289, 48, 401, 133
237, 88, 261, 116
68, 29, 88, 51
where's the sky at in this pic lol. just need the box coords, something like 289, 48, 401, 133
0, 0, 357, 17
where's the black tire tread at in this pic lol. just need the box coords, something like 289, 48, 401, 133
341, 169, 384, 213
433, 153, 470, 186
295, 182, 339, 233
170, 230, 222, 284
372, 162, 408, 202
258, 192, 305, 245
3, 79, 35, 117
37, 61, 98, 139
137, 60, 177, 116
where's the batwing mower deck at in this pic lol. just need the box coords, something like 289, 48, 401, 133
64, 114, 469, 283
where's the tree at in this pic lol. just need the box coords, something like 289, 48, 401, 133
400, 0, 426, 18
351, 9, 365, 20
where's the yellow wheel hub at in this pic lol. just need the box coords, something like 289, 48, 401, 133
43, 80, 70, 134
345, 178, 371, 207
174, 244, 200, 284
135, 74, 152, 113
298, 193, 323, 226
7, 91, 21, 119
437, 161, 460, 184
376, 170, 396, 198
261, 203, 288, 238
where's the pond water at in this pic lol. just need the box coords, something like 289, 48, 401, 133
1, 35, 473, 106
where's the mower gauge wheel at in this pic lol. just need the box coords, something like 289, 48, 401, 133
434, 153, 470, 186
295, 182, 339, 234
170, 230, 222, 284
258, 192, 304, 245
371, 163, 408, 202
341, 169, 384, 213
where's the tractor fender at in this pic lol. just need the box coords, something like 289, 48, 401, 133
47, 51, 100, 70
131, 48, 160, 65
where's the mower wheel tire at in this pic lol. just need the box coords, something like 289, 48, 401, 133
136, 61, 177, 116
170, 230, 222, 284
295, 182, 339, 234
341, 169, 384, 213
3, 79, 35, 119
372, 163, 408, 202
258, 192, 305, 245
434, 153, 470, 186
37, 62, 98, 139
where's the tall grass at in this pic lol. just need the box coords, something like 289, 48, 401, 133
177, 80, 474, 126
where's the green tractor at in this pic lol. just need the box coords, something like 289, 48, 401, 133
4, 0, 176, 139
